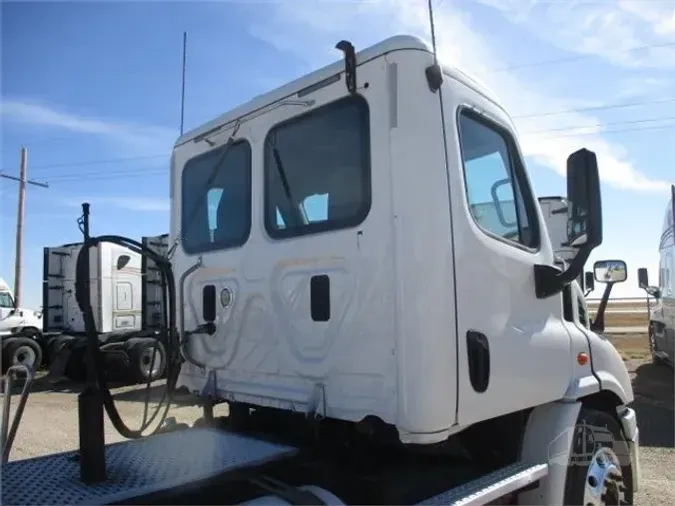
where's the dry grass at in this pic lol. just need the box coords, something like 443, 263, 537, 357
608, 333, 652, 361
602, 312, 650, 328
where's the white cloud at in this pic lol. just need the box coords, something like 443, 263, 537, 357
0, 99, 176, 153
59, 195, 169, 212
474, 0, 675, 69
247, 0, 673, 193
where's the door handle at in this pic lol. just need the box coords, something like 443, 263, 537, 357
466, 330, 490, 393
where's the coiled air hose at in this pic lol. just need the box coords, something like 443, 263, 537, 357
75, 234, 180, 439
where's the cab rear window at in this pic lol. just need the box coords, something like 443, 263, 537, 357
264, 95, 371, 239
181, 140, 252, 255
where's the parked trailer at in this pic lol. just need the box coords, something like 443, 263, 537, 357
638, 183, 675, 366
2, 35, 639, 506
43, 236, 170, 383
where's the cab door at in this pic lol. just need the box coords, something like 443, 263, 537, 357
0, 291, 17, 335
442, 79, 574, 426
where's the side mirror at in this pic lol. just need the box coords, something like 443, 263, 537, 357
567, 148, 602, 250
593, 259, 627, 284
534, 148, 604, 299
584, 271, 595, 293
637, 267, 649, 289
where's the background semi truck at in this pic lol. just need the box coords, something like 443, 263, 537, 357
2, 35, 639, 506
638, 183, 675, 366
0, 277, 44, 373
43, 235, 169, 383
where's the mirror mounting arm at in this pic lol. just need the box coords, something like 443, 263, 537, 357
534, 246, 592, 299
590, 282, 614, 332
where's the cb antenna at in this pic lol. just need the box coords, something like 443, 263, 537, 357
180, 31, 187, 136
425, 0, 443, 91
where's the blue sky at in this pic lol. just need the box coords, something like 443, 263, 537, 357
1, 0, 674, 309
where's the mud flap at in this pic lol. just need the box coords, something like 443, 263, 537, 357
45, 336, 75, 382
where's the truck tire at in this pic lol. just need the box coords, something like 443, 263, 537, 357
2, 337, 43, 374
563, 407, 634, 506
125, 338, 166, 384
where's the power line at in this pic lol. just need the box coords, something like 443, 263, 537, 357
492, 41, 675, 73
7, 97, 672, 174
512, 97, 675, 119
530, 123, 675, 139
521, 115, 675, 134
27, 154, 167, 172
34, 123, 675, 185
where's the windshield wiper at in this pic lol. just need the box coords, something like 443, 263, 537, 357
270, 145, 305, 227
168, 122, 240, 257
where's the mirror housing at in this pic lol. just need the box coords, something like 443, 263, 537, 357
637, 267, 662, 299
534, 148, 603, 298
584, 271, 595, 294
593, 259, 627, 284
566, 149, 602, 249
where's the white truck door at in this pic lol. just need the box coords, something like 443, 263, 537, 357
110, 245, 142, 332
443, 80, 573, 426
0, 290, 17, 335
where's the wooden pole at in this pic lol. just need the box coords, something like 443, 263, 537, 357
0, 147, 49, 308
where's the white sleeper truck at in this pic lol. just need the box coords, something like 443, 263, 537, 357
2, 35, 639, 506
638, 184, 675, 366
0, 277, 44, 373
43, 237, 170, 383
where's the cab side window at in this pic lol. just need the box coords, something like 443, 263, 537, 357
0, 292, 14, 308
458, 110, 539, 249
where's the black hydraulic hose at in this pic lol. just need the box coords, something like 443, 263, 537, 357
75, 234, 180, 439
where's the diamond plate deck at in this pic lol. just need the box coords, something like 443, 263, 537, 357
1, 428, 297, 506
416, 462, 548, 506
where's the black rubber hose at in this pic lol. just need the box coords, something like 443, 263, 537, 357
75, 235, 180, 439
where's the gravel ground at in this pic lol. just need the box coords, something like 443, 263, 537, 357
622, 354, 675, 506
1, 339, 673, 505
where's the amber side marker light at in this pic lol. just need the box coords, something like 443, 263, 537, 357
577, 352, 589, 366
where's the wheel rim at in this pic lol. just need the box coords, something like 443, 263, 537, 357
13, 345, 36, 367
139, 347, 163, 379
583, 447, 627, 506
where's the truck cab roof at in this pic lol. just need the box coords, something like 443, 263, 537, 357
174, 34, 507, 149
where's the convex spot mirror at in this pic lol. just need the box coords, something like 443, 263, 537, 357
566, 149, 602, 250
594, 260, 627, 284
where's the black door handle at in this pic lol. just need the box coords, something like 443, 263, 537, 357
466, 330, 490, 393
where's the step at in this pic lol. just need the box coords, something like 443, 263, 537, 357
1, 428, 297, 506
416, 462, 548, 506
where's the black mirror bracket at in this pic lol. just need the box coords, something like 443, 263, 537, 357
535, 246, 592, 299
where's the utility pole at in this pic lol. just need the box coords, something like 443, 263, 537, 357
0, 147, 49, 308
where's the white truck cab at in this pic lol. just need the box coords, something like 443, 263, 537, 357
0, 277, 42, 338
168, 34, 638, 501
0, 35, 640, 506
638, 184, 675, 366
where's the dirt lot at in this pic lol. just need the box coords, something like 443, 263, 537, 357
588, 308, 650, 329
609, 333, 675, 505
1, 333, 672, 505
